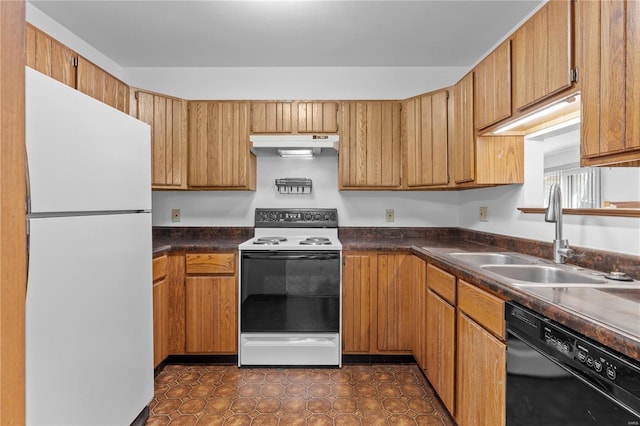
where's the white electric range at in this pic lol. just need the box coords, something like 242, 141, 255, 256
238, 208, 342, 367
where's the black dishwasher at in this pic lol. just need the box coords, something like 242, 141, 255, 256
506, 302, 640, 425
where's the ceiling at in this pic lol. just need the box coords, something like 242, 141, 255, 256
28, 0, 544, 68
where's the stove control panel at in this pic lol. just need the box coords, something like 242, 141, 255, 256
255, 208, 338, 228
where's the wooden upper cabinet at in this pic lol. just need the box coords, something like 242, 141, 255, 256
453, 72, 475, 184
339, 101, 402, 189
578, 0, 640, 166
403, 90, 449, 187
76, 57, 129, 113
137, 91, 188, 189
250, 101, 293, 133
188, 101, 256, 189
512, 0, 573, 111
250, 101, 338, 134
475, 136, 524, 184
26, 24, 77, 88
474, 40, 512, 130
297, 102, 339, 133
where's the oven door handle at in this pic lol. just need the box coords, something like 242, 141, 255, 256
242, 253, 340, 261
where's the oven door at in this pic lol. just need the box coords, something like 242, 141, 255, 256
239, 250, 341, 366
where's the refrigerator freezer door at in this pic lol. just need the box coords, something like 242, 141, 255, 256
26, 213, 153, 425
25, 67, 151, 214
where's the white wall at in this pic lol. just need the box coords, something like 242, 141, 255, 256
123, 67, 467, 100
459, 139, 640, 255
152, 154, 460, 227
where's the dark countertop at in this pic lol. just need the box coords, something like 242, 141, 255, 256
152, 226, 640, 362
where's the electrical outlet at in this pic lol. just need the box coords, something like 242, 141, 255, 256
171, 209, 181, 223
479, 206, 488, 222
385, 208, 395, 223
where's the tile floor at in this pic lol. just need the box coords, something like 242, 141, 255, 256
146, 364, 456, 425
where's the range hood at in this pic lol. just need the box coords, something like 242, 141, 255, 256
250, 134, 339, 157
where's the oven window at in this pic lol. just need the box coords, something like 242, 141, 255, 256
241, 251, 340, 333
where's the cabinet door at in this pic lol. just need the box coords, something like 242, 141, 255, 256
456, 313, 506, 426
185, 276, 237, 353
250, 101, 293, 133
339, 102, 401, 188
188, 101, 256, 189
453, 72, 475, 184
342, 253, 373, 353
426, 289, 455, 415
474, 40, 511, 130
411, 256, 427, 369
137, 91, 188, 188
512, 0, 572, 110
76, 57, 129, 114
404, 91, 449, 187
297, 102, 339, 133
376, 253, 413, 352
152, 278, 169, 367
26, 24, 76, 88
579, 0, 640, 165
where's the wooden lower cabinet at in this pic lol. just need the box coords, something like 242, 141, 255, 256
456, 313, 506, 426
341, 252, 421, 355
184, 252, 238, 354
342, 253, 373, 353
377, 253, 414, 352
185, 276, 237, 353
152, 255, 169, 368
455, 279, 506, 426
426, 289, 456, 414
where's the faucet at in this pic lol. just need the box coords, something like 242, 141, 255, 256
545, 183, 574, 263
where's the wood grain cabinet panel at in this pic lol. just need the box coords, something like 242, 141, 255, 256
342, 253, 374, 353
452, 72, 475, 184
411, 256, 427, 370
185, 276, 237, 353
339, 101, 402, 189
188, 101, 256, 189
512, 0, 572, 111
474, 40, 511, 130
577, 0, 640, 166
152, 255, 169, 367
185, 253, 236, 275
376, 253, 413, 352
475, 136, 524, 185
76, 56, 128, 113
137, 91, 188, 188
456, 313, 506, 426
297, 102, 339, 133
26, 24, 76, 88
250, 101, 293, 133
403, 91, 449, 187
426, 289, 456, 415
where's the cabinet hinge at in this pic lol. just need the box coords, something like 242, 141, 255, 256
72, 56, 78, 68
134, 91, 139, 100
570, 67, 579, 83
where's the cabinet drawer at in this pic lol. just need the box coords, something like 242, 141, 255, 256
458, 280, 505, 340
427, 264, 456, 304
153, 255, 167, 282
186, 253, 236, 275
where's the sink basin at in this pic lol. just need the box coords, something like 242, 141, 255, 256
447, 252, 535, 266
480, 264, 613, 287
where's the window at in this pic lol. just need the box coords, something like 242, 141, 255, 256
543, 166, 601, 208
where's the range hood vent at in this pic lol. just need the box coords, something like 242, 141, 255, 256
250, 134, 339, 157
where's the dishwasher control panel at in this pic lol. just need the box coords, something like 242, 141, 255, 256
506, 302, 640, 392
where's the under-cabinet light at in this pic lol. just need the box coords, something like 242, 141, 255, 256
277, 149, 315, 158
494, 96, 580, 134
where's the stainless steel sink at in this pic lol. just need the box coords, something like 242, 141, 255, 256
480, 264, 633, 287
447, 252, 535, 266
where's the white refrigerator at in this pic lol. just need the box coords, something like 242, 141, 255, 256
25, 67, 154, 425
